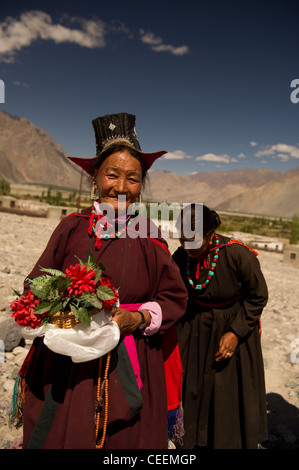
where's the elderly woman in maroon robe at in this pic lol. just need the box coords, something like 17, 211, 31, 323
173, 203, 268, 449
12, 113, 187, 449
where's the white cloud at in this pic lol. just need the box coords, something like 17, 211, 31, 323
139, 31, 161, 46
276, 153, 289, 162
271, 144, 299, 159
163, 150, 192, 160
0, 12, 190, 63
0, 11, 106, 62
255, 148, 275, 157
139, 30, 189, 56
13, 80, 29, 88
250, 141, 258, 147
195, 153, 231, 163
238, 153, 246, 158
255, 143, 299, 161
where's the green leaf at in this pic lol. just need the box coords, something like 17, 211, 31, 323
34, 302, 52, 315
94, 267, 103, 283
27, 275, 52, 286
74, 255, 85, 266
39, 267, 65, 277
70, 303, 78, 314
12, 288, 22, 297
56, 276, 71, 293
75, 307, 91, 325
30, 284, 49, 300
74, 252, 97, 272
97, 262, 106, 272
63, 298, 72, 309
49, 301, 64, 315
79, 293, 93, 307
86, 251, 96, 269
85, 295, 103, 310
96, 285, 115, 301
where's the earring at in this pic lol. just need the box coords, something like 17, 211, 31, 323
91, 180, 97, 200
209, 234, 214, 245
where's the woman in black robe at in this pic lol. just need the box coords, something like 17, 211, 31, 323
172, 204, 268, 449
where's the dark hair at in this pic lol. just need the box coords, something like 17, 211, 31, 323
92, 143, 147, 181
176, 203, 221, 236
205, 207, 221, 232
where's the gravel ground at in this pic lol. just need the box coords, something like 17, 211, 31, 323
0, 212, 298, 449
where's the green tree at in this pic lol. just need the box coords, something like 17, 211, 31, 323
54, 191, 62, 206
46, 186, 52, 203
0, 179, 10, 195
290, 214, 299, 245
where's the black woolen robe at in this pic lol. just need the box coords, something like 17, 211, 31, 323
172, 234, 268, 449
21, 208, 187, 449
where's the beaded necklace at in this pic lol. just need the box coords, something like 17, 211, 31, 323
186, 235, 220, 290
90, 207, 135, 240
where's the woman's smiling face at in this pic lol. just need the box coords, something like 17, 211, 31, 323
94, 148, 142, 215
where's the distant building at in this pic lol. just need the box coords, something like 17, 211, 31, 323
0, 196, 76, 219
43, 206, 75, 219
250, 240, 284, 253
283, 244, 299, 267
0, 195, 47, 217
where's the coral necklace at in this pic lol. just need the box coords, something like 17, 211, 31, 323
186, 235, 220, 290
91, 209, 135, 240
89, 207, 135, 249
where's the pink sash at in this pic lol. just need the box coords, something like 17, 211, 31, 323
120, 303, 143, 390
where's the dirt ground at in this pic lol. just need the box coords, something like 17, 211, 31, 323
0, 212, 298, 449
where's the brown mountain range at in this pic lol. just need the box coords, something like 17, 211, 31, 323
146, 167, 299, 218
0, 110, 89, 189
0, 109, 298, 218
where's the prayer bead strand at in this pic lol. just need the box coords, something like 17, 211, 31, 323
95, 352, 111, 449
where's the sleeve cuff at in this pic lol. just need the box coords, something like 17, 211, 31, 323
139, 301, 162, 336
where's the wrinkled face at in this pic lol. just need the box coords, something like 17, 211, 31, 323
94, 149, 142, 215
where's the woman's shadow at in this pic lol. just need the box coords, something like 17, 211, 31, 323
261, 393, 299, 449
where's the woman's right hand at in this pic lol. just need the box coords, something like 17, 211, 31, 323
110, 307, 150, 334
215, 331, 239, 362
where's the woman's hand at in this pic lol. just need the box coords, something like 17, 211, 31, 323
110, 307, 151, 334
215, 331, 239, 362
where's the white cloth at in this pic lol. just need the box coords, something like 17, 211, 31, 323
19, 310, 120, 363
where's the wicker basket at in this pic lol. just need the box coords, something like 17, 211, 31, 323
49, 311, 80, 329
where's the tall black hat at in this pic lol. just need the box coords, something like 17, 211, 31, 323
68, 113, 167, 175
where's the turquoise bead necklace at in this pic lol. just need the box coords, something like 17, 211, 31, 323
186, 235, 220, 290
91, 207, 135, 240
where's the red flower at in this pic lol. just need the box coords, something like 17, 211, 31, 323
65, 264, 97, 297
10, 291, 43, 329
99, 276, 118, 309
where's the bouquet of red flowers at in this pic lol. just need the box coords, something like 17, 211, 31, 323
11, 252, 118, 329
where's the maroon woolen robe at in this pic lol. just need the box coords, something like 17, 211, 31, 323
22, 208, 187, 449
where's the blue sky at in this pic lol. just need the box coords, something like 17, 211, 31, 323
0, 1, 299, 176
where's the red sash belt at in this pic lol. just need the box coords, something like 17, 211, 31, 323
120, 303, 182, 411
